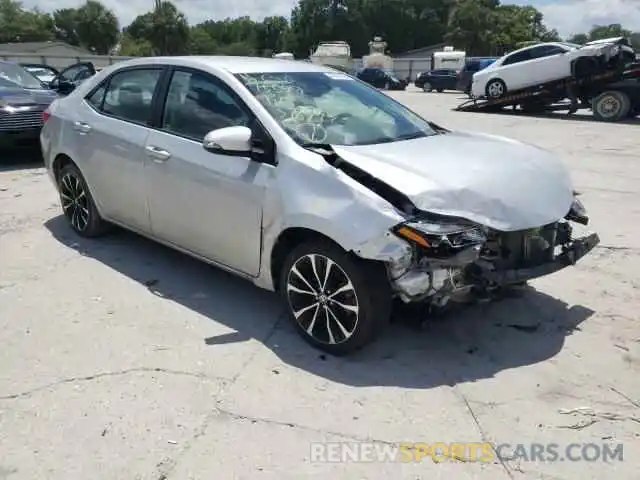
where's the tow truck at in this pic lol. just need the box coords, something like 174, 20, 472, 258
455, 62, 640, 122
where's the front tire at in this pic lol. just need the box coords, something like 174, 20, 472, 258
57, 163, 110, 237
422, 82, 432, 92
279, 240, 392, 356
485, 78, 507, 99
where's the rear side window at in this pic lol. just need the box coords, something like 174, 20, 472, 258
86, 84, 106, 110
101, 69, 162, 125
502, 50, 532, 65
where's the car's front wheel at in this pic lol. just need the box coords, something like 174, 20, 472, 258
279, 240, 391, 355
422, 82, 432, 92
485, 78, 507, 99
57, 163, 110, 237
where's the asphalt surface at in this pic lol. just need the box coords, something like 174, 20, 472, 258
1, 91, 639, 479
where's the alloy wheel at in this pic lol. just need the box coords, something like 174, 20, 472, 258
286, 254, 359, 345
60, 172, 90, 231
487, 81, 504, 98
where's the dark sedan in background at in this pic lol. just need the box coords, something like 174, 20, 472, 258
0, 61, 59, 148
356, 67, 407, 90
1, 60, 96, 150
414, 68, 458, 92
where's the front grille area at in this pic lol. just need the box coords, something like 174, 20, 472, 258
0, 107, 44, 132
481, 223, 560, 269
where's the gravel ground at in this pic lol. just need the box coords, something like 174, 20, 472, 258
1, 91, 639, 479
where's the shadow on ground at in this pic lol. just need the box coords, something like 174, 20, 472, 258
44, 215, 595, 389
0, 146, 43, 172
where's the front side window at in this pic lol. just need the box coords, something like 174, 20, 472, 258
161, 70, 251, 141
236, 71, 437, 146
102, 69, 161, 124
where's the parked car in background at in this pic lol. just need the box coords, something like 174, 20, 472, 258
41, 56, 599, 355
472, 38, 635, 99
414, 69, 458, 92
48, 62, 97, 95
356, 67, 407, 90
456, 58, 497, 94
20, 64, 60, 84
0, 61, 59, 148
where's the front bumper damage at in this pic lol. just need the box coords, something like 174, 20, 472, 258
355, 220, 600, 305
478, 232, 599, 285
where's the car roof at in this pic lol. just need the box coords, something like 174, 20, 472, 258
110, 56, 334, 74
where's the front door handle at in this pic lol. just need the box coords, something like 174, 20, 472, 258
73, 121, 91, 134
145, 145, 171, 162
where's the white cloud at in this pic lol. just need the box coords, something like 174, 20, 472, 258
23, 0, 640, 37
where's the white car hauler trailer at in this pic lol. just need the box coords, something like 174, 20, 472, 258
456, 62, 640, 122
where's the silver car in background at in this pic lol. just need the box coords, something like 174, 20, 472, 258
40, 56, 599, 355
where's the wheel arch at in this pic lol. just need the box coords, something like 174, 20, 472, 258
52, 153, 75, 182
269, 226, 347, 292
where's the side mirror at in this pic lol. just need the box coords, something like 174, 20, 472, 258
203, 126, 252, 156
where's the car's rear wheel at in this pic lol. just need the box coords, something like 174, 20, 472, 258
422, 82, 432, 92
485, 78, 507, 99
436, 88, 444, 93
57, 163, 110, 237
279, 240, 391, 355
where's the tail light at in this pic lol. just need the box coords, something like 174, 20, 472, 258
41, 109, 51, 123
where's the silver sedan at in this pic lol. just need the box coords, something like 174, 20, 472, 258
40, 56, 599, 355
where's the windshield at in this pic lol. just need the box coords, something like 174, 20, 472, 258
0, 62, 43, 89
236, 71, 435, 146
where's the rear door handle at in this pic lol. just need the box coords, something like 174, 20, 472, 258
145, 145, 171, 162
73, 121, 91, 134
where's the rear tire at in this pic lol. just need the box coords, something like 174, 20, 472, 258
57, 163, 110, 237
436, 88, 444, 93
279, 239, 392, 356
592, 90, 631, 122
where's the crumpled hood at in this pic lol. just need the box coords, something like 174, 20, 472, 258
332, 131, 574, 232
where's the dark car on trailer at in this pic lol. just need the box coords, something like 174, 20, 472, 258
415, 69, 459, 92
1, 61, 96, 149
357, 68, 407, 90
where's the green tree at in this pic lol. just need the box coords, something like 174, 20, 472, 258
258, 16, 289, 54
189, 26, 218, 54
118, 32, 155, 56
588, 23, 632, 41
126, 1, 189, 55
0, 0, 55, 42
53, 8, 81, 46
566, 33, 589, 45
75, 1, 119, 54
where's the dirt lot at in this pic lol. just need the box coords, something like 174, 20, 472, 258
1, 92, 639, 479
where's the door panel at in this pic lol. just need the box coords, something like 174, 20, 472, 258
144, 68, 268, 276
77, 67, 164, 232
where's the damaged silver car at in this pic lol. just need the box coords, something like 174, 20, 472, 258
41, 56, 599, 355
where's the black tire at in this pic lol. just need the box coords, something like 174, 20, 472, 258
57, 163, 110, 237
279, 239, 392, 356
436, 88, 444, 93
592, 90, 631, 122
422, 82, 432, 92
485, 78, 507, 99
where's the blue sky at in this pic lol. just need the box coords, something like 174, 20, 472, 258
24, 0, 640, 39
